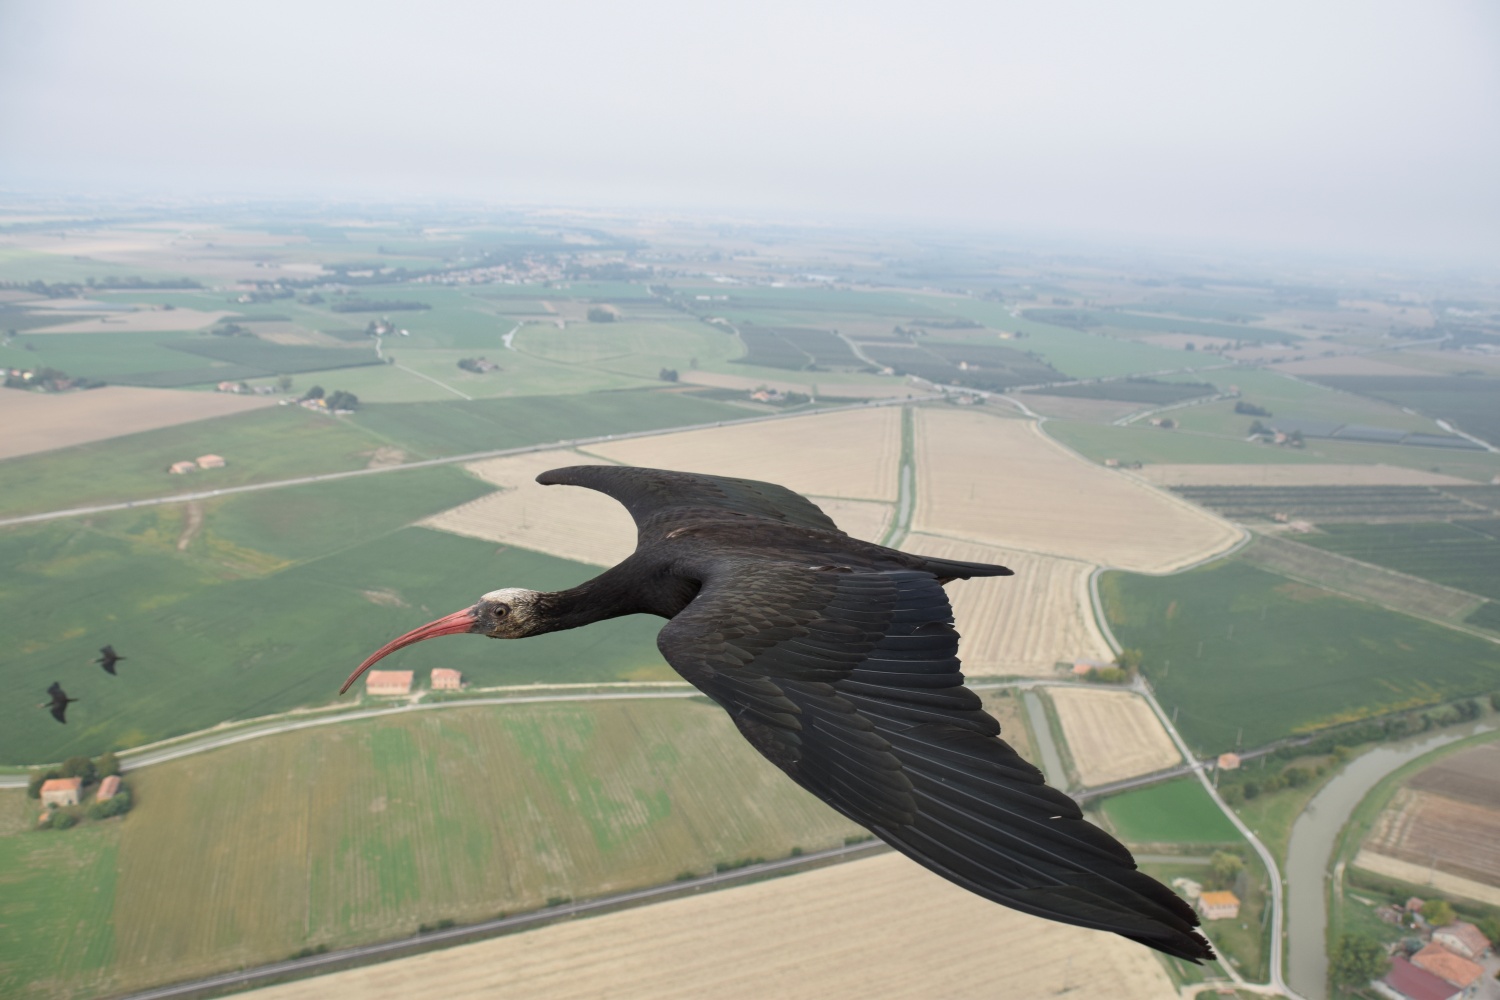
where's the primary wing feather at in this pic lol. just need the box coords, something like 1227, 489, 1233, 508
657, 560, 1213, 961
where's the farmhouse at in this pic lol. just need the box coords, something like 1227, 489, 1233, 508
1071, 657, 1111, 676
196, 454, 226, 469
1432, 921, 1490, 960
168, 460, 196, 474
1218, 752, 1242, 771
365, 670, 413, 696
97, 775, 121, 801
40, 777, 82, 808
430, 668, 463, 691
1196, 890, 1240, 921
1411, 943, 1483, 991
1377, 956, 1461, 1000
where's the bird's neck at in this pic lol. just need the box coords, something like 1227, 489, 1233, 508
530, 559, 695, 635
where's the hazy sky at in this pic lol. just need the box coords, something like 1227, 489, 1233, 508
1, 0, 1497, 260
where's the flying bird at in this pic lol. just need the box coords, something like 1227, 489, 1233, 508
345, 465, 1213, 960
97, 645, 125, 675
44, 682, 77, 724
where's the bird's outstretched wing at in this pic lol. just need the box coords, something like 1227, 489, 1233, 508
537, 465, 844, 541
657, 560, 1213, 961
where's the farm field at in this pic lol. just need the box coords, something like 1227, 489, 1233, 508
1134, 463, 1473, 487
1170, 485, 1492, 523
1029, 378, 1218, 405
421, 449, 633, 567
678, 368, 914, 399
1100, 559, 1500, 752
1014, 393, 1145, 422
1236, 534, 1484, 624
1350, 851, 1500, 908
1296, 520, 1500, 604
1048, 687, 1181, 787
0, 699, 867, 999
914, 408, 1239, 572
1307, 374, 1500, 449
587, 405, 902, 502
0, 514, 678, 765
1098, 778, 1243, 845
244, 852, 1177, 1000
0, 385, 273, 460
900, 534, 1111, 675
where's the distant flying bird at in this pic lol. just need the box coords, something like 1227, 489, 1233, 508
97, 645, 125, 675
44, 682, 77, 724
346, 466, 1213, 960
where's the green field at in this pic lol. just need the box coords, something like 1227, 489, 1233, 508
1100, 560, 1500, 752
0, 700, 862, 999
1307, 375, 1500, 448
0, 471, 690, 764
1098, 779, 1243, 844
1167, 369, 1439, 439
1021, 307, 1299, 345
1297, 520, 1500, 604
1045, 420, 1317, 466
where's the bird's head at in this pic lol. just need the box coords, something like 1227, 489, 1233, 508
339, 587, 543, 694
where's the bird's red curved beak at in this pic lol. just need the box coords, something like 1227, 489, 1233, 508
341, 607, 480, 694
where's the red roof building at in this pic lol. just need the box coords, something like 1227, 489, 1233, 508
1197, 890, 1240, 921
1380, 956, 1460, 1000
1411, 943, 1483, 990
40, 777, 82, 808
97, 775, 121, 801
1432, 920, 1491, 960
430, 668, 463, 691
365, 670, 413, 696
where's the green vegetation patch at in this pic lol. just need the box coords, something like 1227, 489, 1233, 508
1099, 779, 1243, 843
1306, 375, 1500, 448
159, 338, 383, 375
1100, 560, 1500, 752
1021, 308, 1299, 344
1031, 378, 1217, 405
1298, 520, 1500, 602
0, 818, 118, 998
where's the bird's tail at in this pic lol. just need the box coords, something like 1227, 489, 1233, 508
917, 555, 1014, 581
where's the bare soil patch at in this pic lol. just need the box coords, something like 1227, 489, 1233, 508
1049, 686, 1181, 787
176, 501, 204, 552
0, 386, 274, 460
915, 409, 1239, 572
1407, 742, 1500, 809
1364, 787, 1500, 888
902, 534, 1111, 675
245, 853, 1175, 1000
1133, 464, 1470, 487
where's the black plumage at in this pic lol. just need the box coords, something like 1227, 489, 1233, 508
45, 682, 77, 724
347, 465, 1213, 961
97, 645, 125, 675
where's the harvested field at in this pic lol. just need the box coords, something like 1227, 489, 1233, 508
0, 385, 275, 460
1049, 687, 1181, 787
1362, 787, 1500, 889
1272, 356, 1427, 377
420, 450, 633, 567
588, 407, 902, 501
901, 534, 1112, 675
1238, 533, 1485, 624
1352, 850, 1500, 908
915, 409, 1239, 572
32, 307, 232, 333
1133, 463, 1472, 487
1407, 742, 1500, 806
814, 497, 892, 542
246, 853, 1176, 1000
678, 369, 914, 399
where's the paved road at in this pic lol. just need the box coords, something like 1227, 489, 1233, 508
0, 394, 939, 530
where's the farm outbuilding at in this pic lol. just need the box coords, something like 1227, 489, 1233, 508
168, 460, 196, 474
1217, 752, 1242, 771
97, 775, 121, 801
1196, 890, 1240, 921
365, 670, 413, 696
1411, 943, 1483, 990
1433, 921, 1490, 960
40, 777, 82, 807
196, 454, 226, 469
1378, 956, 1461, 1000
430, 668, 463, 690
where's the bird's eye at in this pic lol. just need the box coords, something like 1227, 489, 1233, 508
493, 604, 510, 618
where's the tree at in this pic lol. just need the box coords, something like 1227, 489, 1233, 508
586, 306, 615, 323
1490, 691, 1500, 711
301, 385, 325, 401
60, 756, 96, 783
1283, 765, 1311, 788
1329, 934, 1389, 987
49, 810, 78, 830
26, 769, 60, 799
658, 367, 679, 382
276, 374, 293, 393
96, 752, 120, 779
1208, 851, 1244, 890
1423, 899, 1456, 926
1242, 780, 1261, 800
325, 390, 360, 411
1115, 648, 1144, 671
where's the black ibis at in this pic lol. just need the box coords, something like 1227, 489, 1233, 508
97, 645, 125, 675
345, 465, 1213, 960
44, 682, 77, 724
